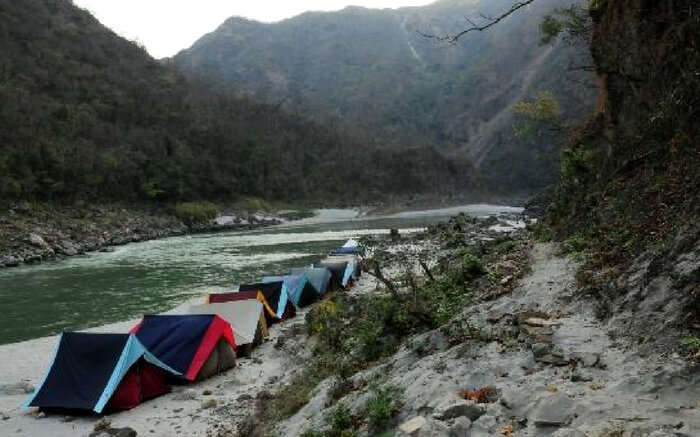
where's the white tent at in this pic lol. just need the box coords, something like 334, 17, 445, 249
188, 301, 267, 354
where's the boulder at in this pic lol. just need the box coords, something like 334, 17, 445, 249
2, 256, 20, 267
470, 415, 497, 437
431, 393, 485, 421
399, 416, 428, 436
27, 233, 51, 251
448, 416, 472, 436
532, 393, 576, 427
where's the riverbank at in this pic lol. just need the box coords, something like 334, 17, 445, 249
0, 203, 289, 268
2, 211, 697, 436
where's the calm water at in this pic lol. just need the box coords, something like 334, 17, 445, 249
0, 205, 521, 344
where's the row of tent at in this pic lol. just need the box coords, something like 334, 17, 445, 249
23, 239, 363, 414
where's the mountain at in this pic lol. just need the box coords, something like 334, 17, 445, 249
0, 0, 472, 205
172, 0, 596, 193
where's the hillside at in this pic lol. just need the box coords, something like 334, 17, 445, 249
172, 0, 596, 192
0, 0, 472, 206
542, 0, 700, 338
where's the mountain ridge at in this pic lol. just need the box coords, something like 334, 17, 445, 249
171, 0, 596, 193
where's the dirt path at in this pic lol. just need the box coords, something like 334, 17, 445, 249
275, 243, 700, 436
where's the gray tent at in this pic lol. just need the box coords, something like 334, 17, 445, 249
188, 301, 268, 356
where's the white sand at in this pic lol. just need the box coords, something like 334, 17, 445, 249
0, 275, 379, 437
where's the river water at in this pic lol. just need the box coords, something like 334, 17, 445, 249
0, 205, 522, 345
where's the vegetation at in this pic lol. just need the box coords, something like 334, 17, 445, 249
365, 385, 403, 432
173, 202, 219, 225
173, 0, 596, 193
242, 228, 531, 435
0, 0, 472, 207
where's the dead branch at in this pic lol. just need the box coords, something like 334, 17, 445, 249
418, 0, 538, 43
366, 259, 399, 299
419, 260, 435, 282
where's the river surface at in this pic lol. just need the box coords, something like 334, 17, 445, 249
0, 205, 522, 345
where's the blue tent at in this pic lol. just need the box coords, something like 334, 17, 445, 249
290, 267, 332, 295
24, 333, 178, 413
262, 274, 318, 308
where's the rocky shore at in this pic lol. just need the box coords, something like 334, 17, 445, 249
0, 205, 285, 268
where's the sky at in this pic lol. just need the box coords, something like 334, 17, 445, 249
73, 1, 435, 59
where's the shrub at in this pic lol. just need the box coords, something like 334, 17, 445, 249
366, 385, 403, 431
174, 201, 218, 225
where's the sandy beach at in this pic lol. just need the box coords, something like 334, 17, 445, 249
0, 273, 378, 437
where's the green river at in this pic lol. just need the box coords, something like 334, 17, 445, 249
0, 205, 522, 345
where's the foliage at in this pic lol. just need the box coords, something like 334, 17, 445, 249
513, 90, 564, 140
681, 337, 700, 354
0, 0, 470, 205
173, 0, 596, 194
540, 5, 592, 45
174, 202, 219, 225
365, 385, 403, 431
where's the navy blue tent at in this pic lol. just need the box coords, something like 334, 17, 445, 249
24, 333, 178, 413
238, 281, 296, 320
131, 314, 236, 381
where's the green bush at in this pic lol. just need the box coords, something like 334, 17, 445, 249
366, 385, 403, 431
174, 201, 219, 225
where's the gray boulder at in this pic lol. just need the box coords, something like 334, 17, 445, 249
532, 393, 576, 427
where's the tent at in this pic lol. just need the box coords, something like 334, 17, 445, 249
209, 290, 279, 325
290, 267, 332, 296
24, 333, 178, 413
238, 281, 296, 321
131, 314, 236, 382
262, 274, 318, 308
314, 259, 358, 290
326, 254, 361, 284
331, 240, 364, 256
188, 301, 268, 356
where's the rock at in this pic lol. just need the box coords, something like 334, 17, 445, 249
531, 343, 550, 357
27, 233, 51, 252
201, 398, 218, 409
399, 416, 428, 435
574, 352, 599, 368
202, 390, 212, 396
0, 382, 35, 395
524, 317, 562, 327
448, 416, 472, 436
432, 393, 485, 421
470, 415, 497, 436
532, 393, 576, 427
173, 389, 197, 401
570, 370, 594, 382
89, 427, 137, 437
94, 418, 112, 432
390, 228, 400, 239
1, 256, 20, 267
114, 428, 137, 437
500, 275, 514, 285
552, 429, 586, 437
2, 411, 9, 420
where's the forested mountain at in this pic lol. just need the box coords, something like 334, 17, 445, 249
172, 0, 596, 192
0, 0, 473, 205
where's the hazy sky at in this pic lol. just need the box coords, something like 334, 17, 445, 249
73, 1, 434, 58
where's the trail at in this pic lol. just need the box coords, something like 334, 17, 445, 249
277, 243, 700, 436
